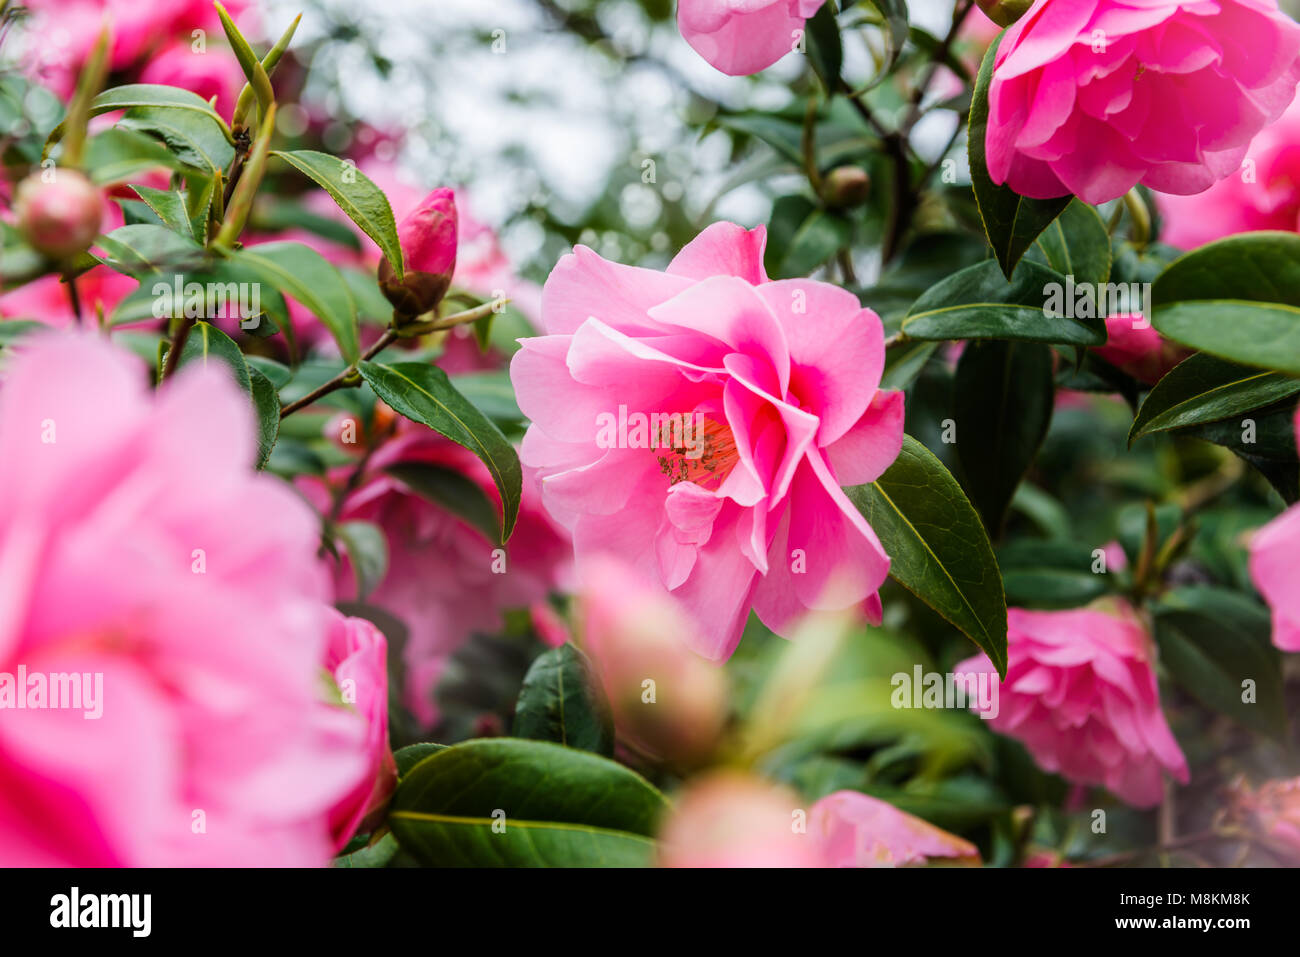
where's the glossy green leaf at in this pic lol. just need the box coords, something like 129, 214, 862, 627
805, 4, 843, 91
116, 105, 235, 174
234, 242, 359, 362
96, 224, 206, 275
384, 461, 501, 543
513, 644, 614, 756
968, 32, 1070, 278
272, 149, 404, 279
846, 436, 1008, 675
248, 365, 280, 470
1129, 353, 1300, 445
1029, 199, 1111, 290
902, 259, 1104, 345
358, 360, 522, 540
1153, 300, 1300, 377
953, 340, 1055, 536
388, 738, 667, 867
130, 185, 195, 239
176, 321, 251, 394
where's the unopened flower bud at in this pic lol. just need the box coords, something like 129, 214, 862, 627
976, 0, 1036, 27
820, 166, 871, 209
14, 168, 103, 261
378, 187, 458, 322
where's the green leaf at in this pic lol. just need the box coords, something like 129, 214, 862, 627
96, 224, 206, 276
1129, 353, 1300, 445
767, 196, 851, 278
1153, 231, 1300, 307
805, 4, 843, 91
997, 540, 1111, 609
1180, 401, 1299, 504
845, 435, 1008, 675
395, 743, 447, 778
248, 365, 280, 469
83, 128, 192, 184
332, 832, 399, 868
1153, 587, 1287, 740
334, 520, 389, 601
233, 242, 359, 362
357, 360, 522, 541
953, 340, 1055, 536
1153, 300, 1300, 377
1029, 199, 1111, 290
388, 738, 667, 867
116, 105, 235, 174
130, 185, 195, 239
902, 259, 1105, 345
272, 149, 404, 279
176, 321, 251, 394
968, 32, 1070, 278
384, 461, 501, 543
513, 644, 614, 756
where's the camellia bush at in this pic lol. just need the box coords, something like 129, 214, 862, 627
1, 0, 1300, 870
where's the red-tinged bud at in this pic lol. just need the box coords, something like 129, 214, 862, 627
976, 0, 1036, 27
820, 165, 871, 209
378, 187, 458, 322
14, 168, 103, 261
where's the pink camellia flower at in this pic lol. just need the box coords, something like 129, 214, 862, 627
577, 556, 728, 767
810, 790, 981, 867
299, 421, 572, 728
1092, 313, 1191, 385
322, 610, 397, 851
678, 0, 826, 76
985, 0, 1300, 204
955, 599, 1189, 808
140, 39, 248, 119
1159, 97, 1300, 249
379, 188, 458, 319
0, 332, 369, 866
657, 772, 825, 867
1249, 406, 1300, 652
511, 222, 904, 660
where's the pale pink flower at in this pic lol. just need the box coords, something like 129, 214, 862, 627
678, 0, 827, 76
299, 423, 572, 728
1092, 313, 1190, 385
322, 610, 396, 851
511, 222, 904, 660
810, 790, 980, 867
1159, 97, 1300, 249
657, 772, 825, 867
985, 0, 1300, 204
577, 556, 727, 767
0, 332, 367, 866
955, 600, 1189, 808
1249, 406, 1300, 652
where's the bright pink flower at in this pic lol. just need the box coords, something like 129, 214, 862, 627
1249, 406, 1300, 652
1092, 313, 1190, 384
657, 772, 825, 867
810, 790, 980, 867
322, 610, 396, 851
299, 422, 572, 728
678, 0, 827, 76
985, 0, 1300, 204
955, 600, 1189, 808
511, 222, 904, 660
0, 332, 367, 866
140, 39, 248, 119
1159, 97, 1300, 249
577, 556, 727, 767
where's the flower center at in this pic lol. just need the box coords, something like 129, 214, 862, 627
655, 415, 740, 490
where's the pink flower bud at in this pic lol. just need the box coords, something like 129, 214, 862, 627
14, 168, 104, 261
577, 556, 727, 768
378, 187, 458, 320
1093, 314, 1191, 385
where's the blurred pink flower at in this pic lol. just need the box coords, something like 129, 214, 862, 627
300, 423, 572, 728
657, 773, 824, 867
0, 267, 137, 329
985, 0, 1300, 204
1159, 97, 1300, 249
140, 39, 248, 119
955, 599, 1189, 807
577, 556, 727, 767
511, 222, 904, 660
810, 790, 980, 867
1092, 313, 1190, 385
677, 0, 826, 76
0, 332, 366, 866
322, 610, 396, 851
1249, 407, 1300, 652
1228, 776, 1300, 862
